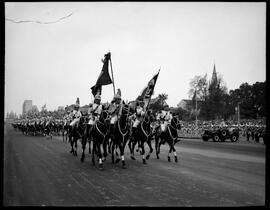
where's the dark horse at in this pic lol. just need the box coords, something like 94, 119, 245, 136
62, 120, 70, 142
69, 116, 88, 156
129, 110, 154, 164
81, 109, 110, 170
155, 115, 181, 162
109, 102, 130, 168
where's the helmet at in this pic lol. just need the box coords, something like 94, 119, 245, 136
95, 94, 101, 100
114, 88, 121, 100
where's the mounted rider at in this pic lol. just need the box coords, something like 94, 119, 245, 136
86, 92, 103, 136
132, 96, 146, 135
108, 88, 122, 133
69, 97, 82, 130
156, 105, 173, 133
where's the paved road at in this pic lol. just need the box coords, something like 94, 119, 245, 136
4, 124, 266, 206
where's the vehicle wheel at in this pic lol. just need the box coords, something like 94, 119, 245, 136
231, 134, 238, 142
221, 129, 227, 137
213, 134, 220, 142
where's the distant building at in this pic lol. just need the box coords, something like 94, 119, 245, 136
22, 100, 32, 115
177, 99, 192, 111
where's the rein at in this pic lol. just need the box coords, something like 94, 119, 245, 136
140, 115, 151, 138
117, 105, 130, 143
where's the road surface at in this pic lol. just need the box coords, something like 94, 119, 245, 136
4, 124, 266, 206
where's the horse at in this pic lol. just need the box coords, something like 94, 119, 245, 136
62, 120, 70, 142
81, 109, 110, 169
69, 115, 88, 156
129, 110, 154, 164
44, 120, 54, 139
155, 115, 181, 162
109, 102, 131, 168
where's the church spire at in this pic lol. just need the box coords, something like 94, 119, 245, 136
211, 63, 217, 85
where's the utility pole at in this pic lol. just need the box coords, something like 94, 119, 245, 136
237, 102, 240, 125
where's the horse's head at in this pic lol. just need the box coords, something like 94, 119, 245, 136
171, 116, 181, 130
99, 109, 110, 125
119, 102, 130, 119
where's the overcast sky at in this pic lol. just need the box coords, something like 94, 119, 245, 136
5, 2, 266, 115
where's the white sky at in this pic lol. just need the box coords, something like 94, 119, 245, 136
5, 2, 266, 115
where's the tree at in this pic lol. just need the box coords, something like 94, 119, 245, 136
149, 93, 168, 114
200, 65, 229, 120
188, 74, 208, 101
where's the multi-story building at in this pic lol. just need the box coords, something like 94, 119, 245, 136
22, 100, 32, 115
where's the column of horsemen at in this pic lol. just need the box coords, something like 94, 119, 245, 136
11, 89, 181, 169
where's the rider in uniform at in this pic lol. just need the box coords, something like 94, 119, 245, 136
156, 105, 173, 133
132, 96, 146, 136
86, 93, 103, 136
108, 89, 122, 134
69, 98, 82, 130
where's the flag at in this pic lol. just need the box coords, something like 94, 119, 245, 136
137, 70, 160, 107
91, 52, 113, 96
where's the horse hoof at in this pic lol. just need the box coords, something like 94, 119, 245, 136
146, 154, 150, 160
175, 156, 178, 162
115, 158, 120, 164
131, 156, 136, 160
157, 156, 160, 159
168, 157, 171, 162
143, 159, 146, 164
81, 157, 84, 163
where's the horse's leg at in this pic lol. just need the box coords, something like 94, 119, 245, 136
92, 139, 96, 166
115, 144, 120, 164
88, 138, 91, 154
120, 144, 126, 169
146, 138, 153, 160
172, 143, 178, 162
81, 126, 89, 162
130, 138, 136, 160
97, 143, 103, 170
74, 138, 78, 156
168, 144, 173, 162
111, 141, 115, 164
141, 141, 146, 164
102, 140, 107, 162
69, 134, 74, 154
155, 136, 160, 159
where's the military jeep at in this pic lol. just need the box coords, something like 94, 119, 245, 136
202, 127, 239, 142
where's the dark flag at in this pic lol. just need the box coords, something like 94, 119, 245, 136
91, 52, 113, 96
137, 70, 160, 107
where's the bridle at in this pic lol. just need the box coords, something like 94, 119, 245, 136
167, 116, 180, 140
118, 104, 130, 139
140, 112, 151, 138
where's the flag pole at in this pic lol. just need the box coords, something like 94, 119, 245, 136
109, 53, 116, 96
